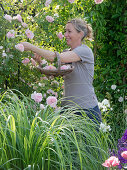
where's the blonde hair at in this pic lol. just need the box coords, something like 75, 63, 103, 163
67, 18, 93, 40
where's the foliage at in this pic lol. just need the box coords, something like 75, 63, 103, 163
93, 0, 127, 141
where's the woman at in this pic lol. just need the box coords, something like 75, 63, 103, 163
21, 18, 102, 124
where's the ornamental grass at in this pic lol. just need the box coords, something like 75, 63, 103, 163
0, 90, 114, 170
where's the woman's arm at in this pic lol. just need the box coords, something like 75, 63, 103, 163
21, 42, 80, 63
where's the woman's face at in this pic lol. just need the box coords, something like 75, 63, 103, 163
64, 23, 83, 49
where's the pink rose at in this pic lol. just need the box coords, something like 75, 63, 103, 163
46, 16, 54, 22
22, 58, 30, 65
4, 14, 12, 22
13, 14, 22, 22
30, 58, 36, 66
21, 22, 28, 28
31, 91, 43, 103
15, 43, 24, 52
94, 0, 103, 4
46, 96, 57, 108
102, 156, 120, 168
43, 65, 56, 70
57, 32, 64, 40
121, 151, 127, 160
6, 30, 15, 38
60, 65, 70, 70
25, 29, 34, 39
45, 0, 52, 7
68, 0, 75, 3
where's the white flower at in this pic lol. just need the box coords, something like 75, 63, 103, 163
38, 83, 42, 87
102, 99, 110, 107
55, 5, 60, 10
2, 52, 7, 57
118, 97, 123, 102
111, 85, 117, 90
54, 13, 59, 18
0, 46, 3, 49
99, 122, 111, 132
98, 99, 110, 112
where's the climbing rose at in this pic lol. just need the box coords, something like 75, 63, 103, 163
121, 151, 127, 160
21, 22, 28, 28
4, 14, 12, 22
25, 29, 34, 39
57, 32, 64, 40
94, 0, 103, 4
22, 58, 30, 65
31, 91, 43, 103
13, 14, 22, 22
46, 96, 57, 108
102, 156, 120, 168
45, 0, 52, 7
46, 16, 54, 22
68, 0, 75, 3
6, 30, 15, 38
15, 43, 24, 52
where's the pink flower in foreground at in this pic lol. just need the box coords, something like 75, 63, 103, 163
13, 14, 22, 22
22, 58, 30, 65
102, 156, 120, 168
68, 0, 75, 3
43, 65, 56, 70
15, 43, 24, 52
121, 151, 127, 160
31, 91, 43, 103
6, 30, 15, 38
4, 14, 12, 22
57, 32, 64, 40
60, 65, 70, 70
46, 96, 57, 108
25, 29, 34, 39
40, 104, 45, 110
45, 0, 52, 7
46, 16, 54, 22
94, 0, 103, 4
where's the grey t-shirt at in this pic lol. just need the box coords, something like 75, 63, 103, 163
61, 44, 98, 109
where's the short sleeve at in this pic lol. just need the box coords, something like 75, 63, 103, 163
72, 45, 94, 64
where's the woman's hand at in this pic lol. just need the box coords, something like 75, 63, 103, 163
33, 53, 42, 64
21, 42, 33, 51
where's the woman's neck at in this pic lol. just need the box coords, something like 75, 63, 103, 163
70, 43, 82, 50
